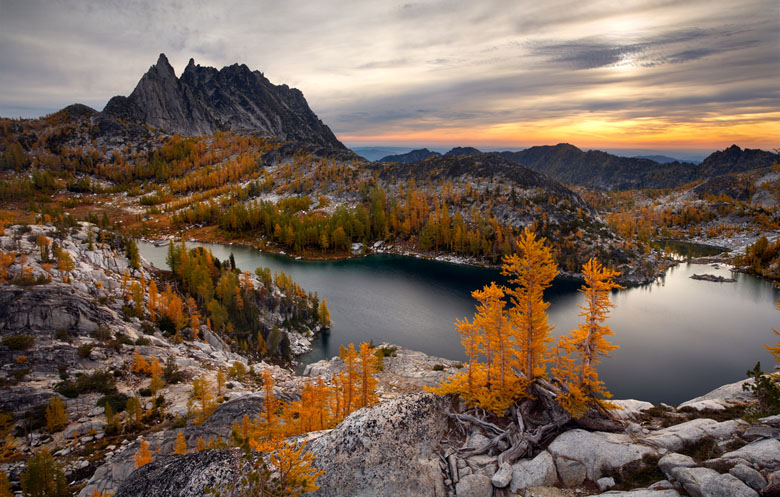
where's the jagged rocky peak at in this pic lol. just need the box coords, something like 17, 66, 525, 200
103, 53, 344, 149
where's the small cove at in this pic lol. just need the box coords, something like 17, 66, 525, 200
139, 241, 780, 405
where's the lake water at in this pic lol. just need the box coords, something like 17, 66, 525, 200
139, 241, 780, 405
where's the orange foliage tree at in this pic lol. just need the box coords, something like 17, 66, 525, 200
502, 227, 558, 388
555, 258, 623, 414
174, 431, 187, 455
430, 229, 559, 414
134, 439, 152, 468
766, 298, 780, 362
431, 230, 623, 417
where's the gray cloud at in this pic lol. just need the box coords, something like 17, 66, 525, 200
0, 0, 777, 147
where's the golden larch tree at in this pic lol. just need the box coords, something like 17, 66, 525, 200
57, 249, 74, 283
134, 439, 152, 468
191, 375, 216, 424
0, 471, 11, 497
45, 396, 68, 433
563, 258, 624, 403
132, 350, 149, 374
272, 441, 324, 497
174, 431, 187, 455
338, 344, 358, 417
502, 228, 558, 391
319, 299, 331, 328
147, 280, 159, 321
357, 342, 379, 409
471, 282, 515, 412
216, 370, 226, 397
131, 280, 144, 316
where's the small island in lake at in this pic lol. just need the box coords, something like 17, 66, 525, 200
690, 273, 737, 283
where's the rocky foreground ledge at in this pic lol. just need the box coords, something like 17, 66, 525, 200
78, 350, 779, 497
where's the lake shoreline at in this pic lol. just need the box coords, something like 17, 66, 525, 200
140, 231, 682, 287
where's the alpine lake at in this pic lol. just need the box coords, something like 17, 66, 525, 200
139, 241, 780, 405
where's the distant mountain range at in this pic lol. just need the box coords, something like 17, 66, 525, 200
633, 154, 696, 164
103, 54, 344, 149
378, 144, 778, 191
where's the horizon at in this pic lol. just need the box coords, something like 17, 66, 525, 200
345, 143, 723, 160
1, 1, 778, 150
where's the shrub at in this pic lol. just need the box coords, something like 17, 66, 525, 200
2, 335, 35, 350
743, 362, 780, 420
158, 315, 176, 334
91, 325, 111, 342
163, 356, 182, 384
379, 346, 397, 357
56, 370, 117, 398
97, 393, 128, 414
228, 361, 247, 379
11, 368, 30, 382
77, 343, 93, 358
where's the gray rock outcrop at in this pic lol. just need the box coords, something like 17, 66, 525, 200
548, 429, 656, 482
639, 418, 748, 451
114, 450, 242, 497
669, 466, 758, 497
103, 54, 344, 149
307, 392, 448, 497
510, 450, 558, 491
111, 393, 448, 497
455, 474, 492, 497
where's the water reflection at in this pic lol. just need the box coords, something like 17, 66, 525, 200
139, 241, 779, 405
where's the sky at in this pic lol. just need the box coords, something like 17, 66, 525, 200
0, 0, 778, 152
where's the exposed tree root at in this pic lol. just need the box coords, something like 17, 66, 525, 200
445, 379, 621, 467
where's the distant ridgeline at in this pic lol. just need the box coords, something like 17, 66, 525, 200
378, 144, 779, 192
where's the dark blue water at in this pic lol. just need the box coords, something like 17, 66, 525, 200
139, 241, 780, 404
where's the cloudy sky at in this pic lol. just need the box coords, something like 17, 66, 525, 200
0, 0, 778, 151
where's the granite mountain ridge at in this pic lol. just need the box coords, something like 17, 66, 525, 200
103, 53, 344, 149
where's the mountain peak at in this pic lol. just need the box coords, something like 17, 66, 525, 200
103, 55, 344, 148
154, 53, 175, 75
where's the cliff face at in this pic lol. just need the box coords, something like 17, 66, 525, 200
103, 54, 344, 149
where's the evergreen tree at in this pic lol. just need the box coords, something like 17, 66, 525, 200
0, 471, 11, 497
20, 449, 71, 497
126, 239, 140, 271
